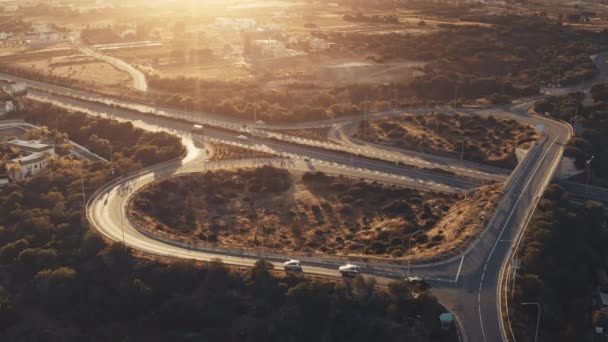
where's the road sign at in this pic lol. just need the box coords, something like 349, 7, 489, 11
535, 123, 545, 132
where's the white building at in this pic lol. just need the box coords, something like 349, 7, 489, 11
6, 140, 55, 181
2, 82, 27, 96
0, 101, 15, 118
0, 32, 13, 40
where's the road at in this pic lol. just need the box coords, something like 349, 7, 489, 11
1, 70, 580, 342
28, 90, 483, 194
78, 45, 148, 92
560, 180, 608, 204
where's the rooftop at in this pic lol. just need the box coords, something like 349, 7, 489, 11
7, 140, 53, 152
11, 152, 48, 165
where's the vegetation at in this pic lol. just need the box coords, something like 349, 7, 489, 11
332, 15, 598, 102
510, 185, 607, 341
128, 167, 502, 261
208, 142, 278, 162
355, 113, 540, 169
18, 101, 184, 175
0, 144, 455, 341
534, 89, 608, 185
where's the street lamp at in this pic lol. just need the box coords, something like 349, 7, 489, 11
460, 137, 468, 165
586, 155, 595, 196
520, 302, 541, 342
407, 229, 422, 276
109, 142, 114, 178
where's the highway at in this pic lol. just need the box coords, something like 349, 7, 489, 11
1, 71, 579, 342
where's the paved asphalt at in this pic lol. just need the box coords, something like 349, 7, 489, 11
78, 45, 148, 92
3, 72, 577, 342
560, 180, 608, 204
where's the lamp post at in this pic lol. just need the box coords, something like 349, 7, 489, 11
109, 142, 114, 178
407, 229, 422, 276
460, 137, 468, 165
521, 302, 541, 342
586, 155, 595, 196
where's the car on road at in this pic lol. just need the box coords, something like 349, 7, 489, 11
405, 276, 423, 282
191, 124, 204, 132
304, 157, 310, 162
283, 259, 302, 272
339, 264, 360, 277
237, 135, 248, 140
256, 120, 265, 125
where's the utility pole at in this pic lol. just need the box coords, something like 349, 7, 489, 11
521, 302, 541, 342
120, 207, 126, 247
364, 95, 368, 139
80, 174, 86, 210
460, 137, 467, 165
407, 230, 422, 276
109, 143, 114, 177
434, 112, 438, 153
586, 156, 595, 196
394, 89, 398, 109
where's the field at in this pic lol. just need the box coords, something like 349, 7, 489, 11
0, 48, 131, 93
129, 166, 501, 262
354, 112, 541, 169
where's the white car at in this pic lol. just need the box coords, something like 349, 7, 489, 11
339, 264, 360, 276
237, 135, 248, 140
283, 259, 302, 272
256, 120, 265, 125
192, 124, 204, 131
405, 276, 422, 282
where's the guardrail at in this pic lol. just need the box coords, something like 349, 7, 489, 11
499, 111, 572, 342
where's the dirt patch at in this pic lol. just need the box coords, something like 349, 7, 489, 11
208, 142, 278, 161
0, 49, 131, 94
129, 166, 501, 262
354, 112, 540, 169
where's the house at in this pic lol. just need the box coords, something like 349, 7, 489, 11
0, 32, 13, 40
0, 101, 14, 118
6, 140, 55, 181
2, 81, 27, 97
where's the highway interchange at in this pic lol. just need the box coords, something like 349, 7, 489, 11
3, 53, 606, 341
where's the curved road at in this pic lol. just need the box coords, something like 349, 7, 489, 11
78, 45, 148, 92
2, 70, 581, 342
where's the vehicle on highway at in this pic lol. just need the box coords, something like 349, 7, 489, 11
237, 135, 248, 140
405, 276, 423, 282
283, 259, 302, 272
339, 264, 360, 277
191, 124, 204, 132
304, 157, 310, 162
256, 120, 265, 125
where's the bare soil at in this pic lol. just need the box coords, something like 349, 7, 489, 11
354, 112, 540, 169
0, 49, 131, 93
129, 167, 501, 261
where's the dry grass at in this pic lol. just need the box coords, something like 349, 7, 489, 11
208, 142, 278, 161
129, 167, 501, 262
354, 112, 541, 169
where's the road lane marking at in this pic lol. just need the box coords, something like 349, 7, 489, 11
455, 255, 465, 282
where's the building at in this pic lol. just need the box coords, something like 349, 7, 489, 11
6, 140, 55, 181
2, 81, 27, 97
0, 100, 14, 119
0, 32, 13, 40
